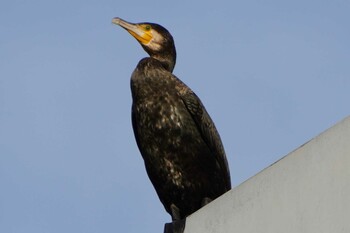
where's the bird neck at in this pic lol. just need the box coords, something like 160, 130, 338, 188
142, 43, 177, 73
152, 53, 176, 73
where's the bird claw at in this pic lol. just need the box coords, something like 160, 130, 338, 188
201, 197, 212, 206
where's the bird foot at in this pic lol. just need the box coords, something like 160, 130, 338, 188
201, 197, 212, 207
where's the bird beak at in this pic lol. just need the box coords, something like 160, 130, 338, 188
112, 17, 152, 45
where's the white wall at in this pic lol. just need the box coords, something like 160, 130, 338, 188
184, 116, 350, 233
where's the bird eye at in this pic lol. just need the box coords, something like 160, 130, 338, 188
144, 25, 151, 31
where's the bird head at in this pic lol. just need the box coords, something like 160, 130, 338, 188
112, 17, 176, 71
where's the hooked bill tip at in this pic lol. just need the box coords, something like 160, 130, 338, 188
112, 17, 122, 25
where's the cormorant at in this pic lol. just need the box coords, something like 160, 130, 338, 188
112, 17, 231, 220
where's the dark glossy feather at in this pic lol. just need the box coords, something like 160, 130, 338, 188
130, 58, 231, 220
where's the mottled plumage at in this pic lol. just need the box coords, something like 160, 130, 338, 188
112, 17, 231, 220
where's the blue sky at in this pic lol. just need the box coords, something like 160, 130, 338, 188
1, 1, 349, 232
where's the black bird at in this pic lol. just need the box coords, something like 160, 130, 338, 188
112, 17, 231, 220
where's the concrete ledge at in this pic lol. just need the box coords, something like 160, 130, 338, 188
184, 116, 350, 233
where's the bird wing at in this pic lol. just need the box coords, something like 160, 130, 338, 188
176, 80, 231, 189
